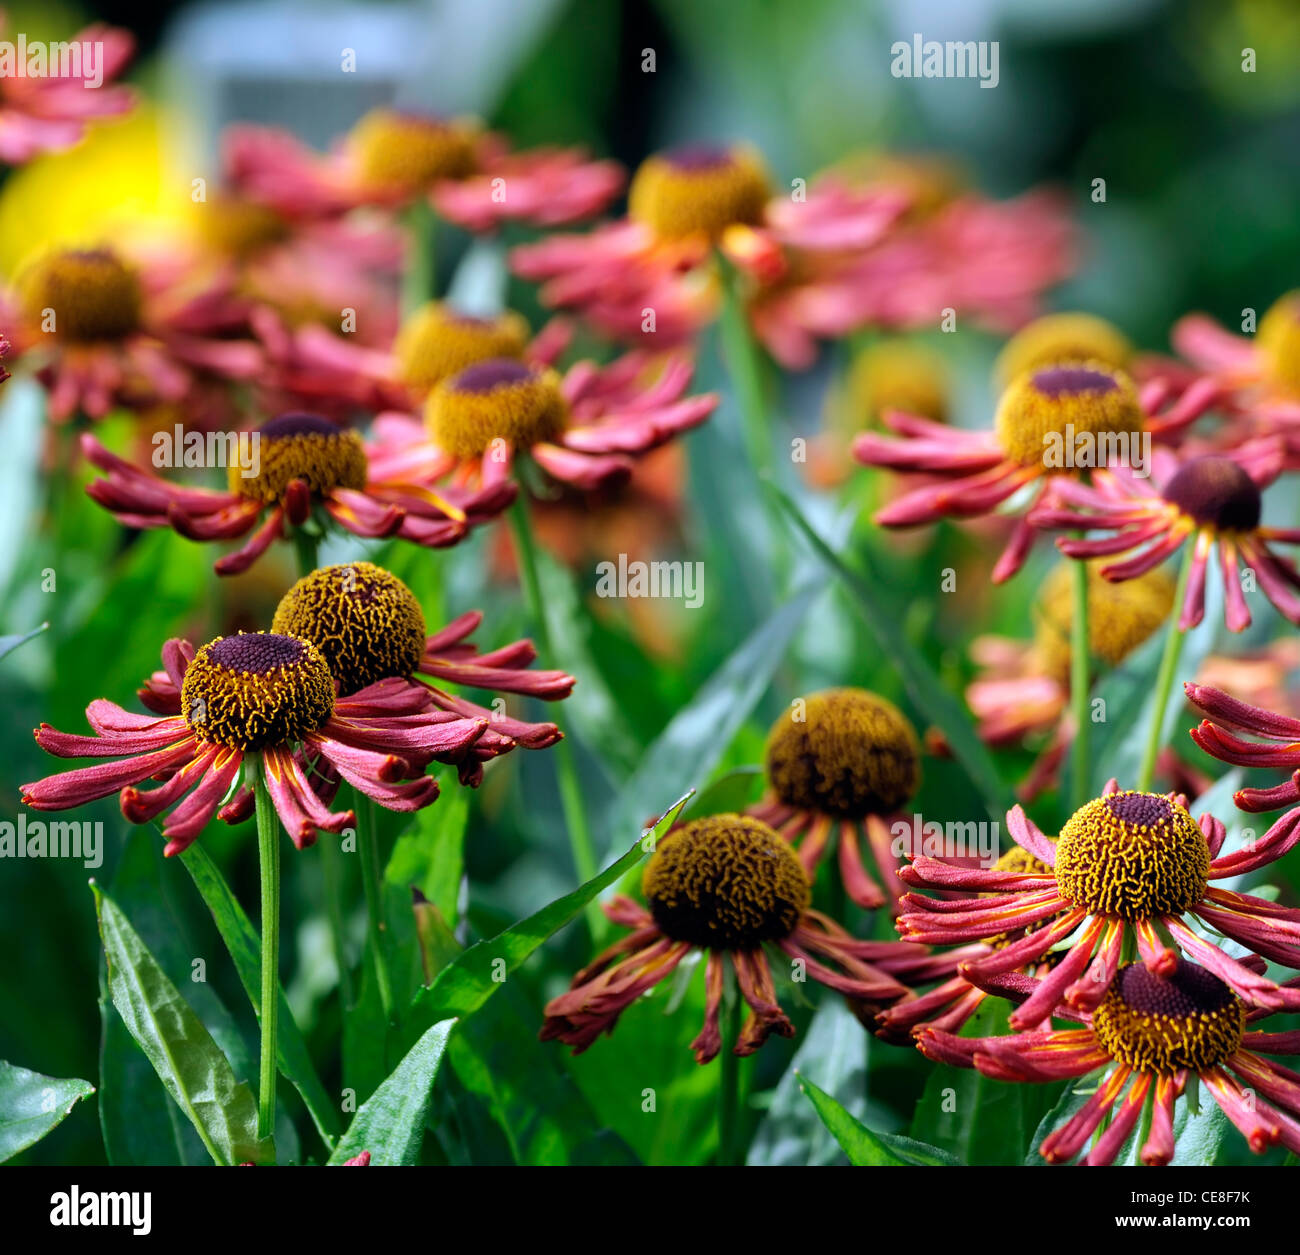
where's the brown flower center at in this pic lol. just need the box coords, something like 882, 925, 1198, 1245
1161, 457, 1261, 533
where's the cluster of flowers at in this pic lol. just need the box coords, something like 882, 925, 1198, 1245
11, 16, 1300, 1169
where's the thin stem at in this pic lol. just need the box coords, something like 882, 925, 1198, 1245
506, 495, 598, 885
292, 528, 319, 579
403, 201, 437, 314
1069, 554, 1091, 811
253, 762, 281, 1145
718, 994, 743, 1166
716, 252, 774, 480
1137, 545, 1196, 792
358, 795, 395, 1022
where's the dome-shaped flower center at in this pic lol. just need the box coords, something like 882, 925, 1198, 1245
628, 145, 770, 243
1161, 456, 1261, 533
847, 340, 948, 429
994, 313, 1132, 388
229, 413, 368, 505
1033, 561, 1174, 683
425, 358, 567, 458
197, 197, 290, 261
19, 248, 143, 342
643, 814, 809, 949
1257, 292, 1300, 397
180, 632, 335, 751
765, 688, 920, 819
395, 303, 531, 393
349, 109, 477, 191
1092, 961, 1244, 1074
993, 362, 1143, 470
1054, 791, 1209, 920
272, 561, 427, 697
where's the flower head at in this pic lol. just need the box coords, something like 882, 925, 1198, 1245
994, 312, 1132, 389
541, 812, 929, 1062
922, 958, 1300, 1165
748, 689, 921, 910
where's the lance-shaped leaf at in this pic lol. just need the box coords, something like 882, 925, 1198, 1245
0, 1061, 94, 1163
93, 883, 273, 1166
799, 1073, 958, 1166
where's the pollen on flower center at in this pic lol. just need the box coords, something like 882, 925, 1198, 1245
394, 302, 531, 393
1033, 561, 1175, 683
425, 357, 567, 458
993, 361, 1143, 470
994, 313, 1132, 388
765, 688, 920, 819
229, 413, 368, 504
1161, 456, 1261, 533
349, 109, 477, 191
628, 145, 770, 243
19, 248, 143, 342
272, 562, 427, 696
1054, 791, 1210, 920
643, 814, 810, 949
1257, 292, 1300, 397
1092, 961, 1244, 1074
181, 632, 335, 751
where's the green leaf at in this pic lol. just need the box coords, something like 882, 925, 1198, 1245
385, 782, 469, 926
179, 845, 341, 1150
92, 883, 273, 1166
603, 578, 827, 857
0, 1061, 94, 1162
0, 621, 47, 662
407, 793, 691, 1031
798, 1072, 958, 1165
767, 480, 1005, 819
329, 1019, 456, 1165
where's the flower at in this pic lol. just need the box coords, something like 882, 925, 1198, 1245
853, 361, 1148, 581
368, 351, 717, 495
0, 16, 135, 163
993, 311, 1133, 389
81, 411, 514, 575
22, 631, 489, 855
1186, 681, 1300, 814
1041, 445, 1300, 631
746, 689, 922, 911
224, 112, 622, 227
921, 958, 1300, 1165
967, 562, 1175, 800
540, 813, 930, 1062
898, 781, 1300, 1022
7, 245, 262, 421
271, 561, 573, 783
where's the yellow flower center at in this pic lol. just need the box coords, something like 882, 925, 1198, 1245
628, 145, 770, 243
181, 632, 335, 751
349, 109, 477, 191
425, 358, 567, 458
994, 313, 1132, 389
1257, 292, 1300, 397
765, 688, 921, 819
19, 248, 143, 342
993, 362, 1143, 470
272, 562, 427, 697
395, 303, 531, 393
1161, 456, 1261, 533
643, 814, 810, 949
229, 413, 368, 505
1054, 791, 1209, 921
1033, 561, 1175, 683
1092, 961, 1244, 1074
845, 339, 948, 429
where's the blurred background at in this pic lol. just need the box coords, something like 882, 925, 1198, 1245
3, 0, 1300, 1166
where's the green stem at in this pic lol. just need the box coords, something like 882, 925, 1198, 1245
716, 251, 774, 480
718, 994, 743, 1166
506, 495, 598, 885
1136, 546, 1195, 792
1069, 554, 1091, 811
292, 528, 319, 578
358, 795, 394, 1022
403, 201, 437, 314
253, 763, 281, 1145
